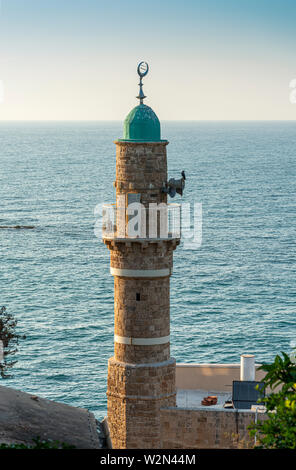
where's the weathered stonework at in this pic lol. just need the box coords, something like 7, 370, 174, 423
104, 140, 180, 449
107, 358, 176, 449
109, 242, 174, 270
115, 142, 168, 204
160, 407, 267, 449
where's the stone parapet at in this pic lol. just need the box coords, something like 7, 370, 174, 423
160, 407, 267, 449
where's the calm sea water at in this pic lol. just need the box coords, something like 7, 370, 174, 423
0, 121, 295, 419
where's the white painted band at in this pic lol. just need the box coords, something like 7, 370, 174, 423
110, 267, 171, 278
114, 335, 170, 346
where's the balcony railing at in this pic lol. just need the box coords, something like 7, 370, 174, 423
102, 203, 181, 240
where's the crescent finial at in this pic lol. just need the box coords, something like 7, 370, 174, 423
137, 62, 149, 104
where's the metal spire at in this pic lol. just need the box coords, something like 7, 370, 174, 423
137, 61, 149, 104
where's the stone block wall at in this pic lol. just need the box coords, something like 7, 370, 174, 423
115, 141, 168, 205
114, 275, 170, 364
107, 358, 176, 449
109, 241, 174, 271
160, 407, 267, 449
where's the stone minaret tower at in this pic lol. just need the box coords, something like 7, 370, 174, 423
103, 62, 181, 449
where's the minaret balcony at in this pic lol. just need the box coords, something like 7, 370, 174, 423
101, 203, 181, 242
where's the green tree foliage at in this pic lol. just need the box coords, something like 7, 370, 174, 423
249, 351, 296, 448
0, 306, 25, 378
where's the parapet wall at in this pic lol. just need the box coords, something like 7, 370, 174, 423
176, 363, 266, 391
160, 407, 266, 449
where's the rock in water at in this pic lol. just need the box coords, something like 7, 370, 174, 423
0, 226, 35, 230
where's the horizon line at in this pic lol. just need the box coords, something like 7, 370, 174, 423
0, 119, 295, 123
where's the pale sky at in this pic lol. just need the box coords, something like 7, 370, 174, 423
0, 0, 296, 121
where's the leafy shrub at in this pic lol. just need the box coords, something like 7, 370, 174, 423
0, 437, 75, 449
0, 306, 25, 378
249, 351, 296, 449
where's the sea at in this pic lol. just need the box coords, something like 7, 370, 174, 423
0, 121, 295, 419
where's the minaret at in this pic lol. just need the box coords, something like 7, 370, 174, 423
103, 62, 181, 449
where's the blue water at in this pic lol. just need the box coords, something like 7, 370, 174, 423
0, 121, 295, 419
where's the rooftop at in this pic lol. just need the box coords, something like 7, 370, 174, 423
175, 362, 268, 412
177, 388, 231, 410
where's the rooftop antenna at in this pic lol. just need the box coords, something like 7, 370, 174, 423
137, 61, 149, 104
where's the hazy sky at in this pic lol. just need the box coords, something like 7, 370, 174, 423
0, 0, 296, 120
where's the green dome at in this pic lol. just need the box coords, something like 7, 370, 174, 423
121, 104, 162, 142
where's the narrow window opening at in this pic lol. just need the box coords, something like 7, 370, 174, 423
136, 293, 141, 301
